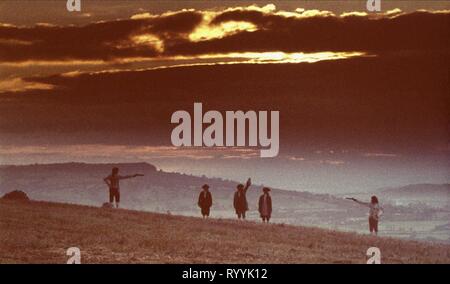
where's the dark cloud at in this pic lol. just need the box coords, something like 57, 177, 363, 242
1, 54, 448, 155
0, 7, 448, 157
147, 11, 203, 37
0, 9, 449, 62
167, 10, 450, 56
0, 10, 202, 62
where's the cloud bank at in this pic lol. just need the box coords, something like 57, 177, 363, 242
0, 6, 448, 63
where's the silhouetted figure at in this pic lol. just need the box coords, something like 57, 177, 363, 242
233, 178, 252, 220
103, 167, 143, 208
347, 196, 384, 236
198, 184, 212, 218
258, 187, 272, 223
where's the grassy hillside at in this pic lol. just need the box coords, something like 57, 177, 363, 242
1, 199, 449, 264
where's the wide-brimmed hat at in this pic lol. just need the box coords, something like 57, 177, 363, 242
202, 184, 210, 189
263, 187, 271, 192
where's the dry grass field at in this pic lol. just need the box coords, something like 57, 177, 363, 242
1, 199, 450, 264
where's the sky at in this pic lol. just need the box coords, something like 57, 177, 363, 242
0, 1, 449, 193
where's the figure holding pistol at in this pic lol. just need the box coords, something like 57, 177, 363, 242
103, 167, 143, 208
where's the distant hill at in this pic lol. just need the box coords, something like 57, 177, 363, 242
380, 184, 450, 196
378, 184, 450, 208
0, 162, 347, 210
0, 162, 357, 220
1, 199, 450, 264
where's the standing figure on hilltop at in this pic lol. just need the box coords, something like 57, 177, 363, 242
198, 184, 213, 218
347, 196, 384, 236
233, 178, 252, 220
103, 167, 143, 208
258, 187, 272, 223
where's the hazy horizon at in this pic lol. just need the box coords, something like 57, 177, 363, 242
1, 154, 448, 194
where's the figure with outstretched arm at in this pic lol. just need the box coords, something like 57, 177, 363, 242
103, 167, 144, 208
233, 178, 251, 220
347, 196, 384, 236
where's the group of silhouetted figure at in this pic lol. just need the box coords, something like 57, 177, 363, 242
198, 178, 273, 223
104, 167, 383, 235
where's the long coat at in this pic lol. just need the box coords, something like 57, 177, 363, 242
198, 191, 212, 209
258, 194, 272, 217
233, 191, 248, 213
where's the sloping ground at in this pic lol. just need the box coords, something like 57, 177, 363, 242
0, 200, 449, 264
2, 162, 439, 242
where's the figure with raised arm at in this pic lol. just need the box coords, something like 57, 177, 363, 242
347, 196, 383, 235
103, 167, 143, 208
233, 178, 252, 220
